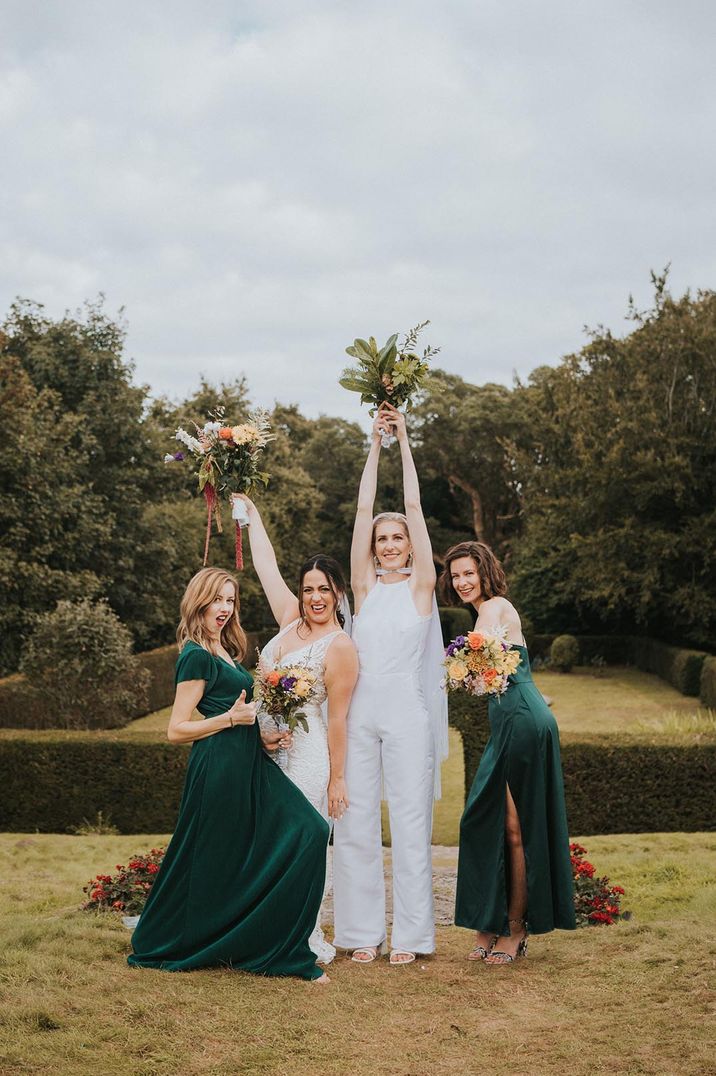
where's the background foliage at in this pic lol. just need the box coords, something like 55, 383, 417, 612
1, 271, 714, 675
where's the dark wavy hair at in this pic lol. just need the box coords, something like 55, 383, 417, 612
439, 540, 508, 606
297, 554, 348, 628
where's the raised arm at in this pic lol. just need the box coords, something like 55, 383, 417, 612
233, 494, 299, 628
383, 403, 436, 600
350, 413, 390, 604
324, 634, 359, 819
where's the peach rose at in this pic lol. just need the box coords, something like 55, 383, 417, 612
218, 427, 234, 440
266, 670, 281, 686
467, 631, 485, 650
483, 668, 498, 682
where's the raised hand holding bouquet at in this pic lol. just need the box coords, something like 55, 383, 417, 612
165, 407, 273, 568
443, 628, 522, 697
339, 320, 440, 446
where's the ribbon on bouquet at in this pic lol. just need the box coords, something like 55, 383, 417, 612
202, 487, 250, 570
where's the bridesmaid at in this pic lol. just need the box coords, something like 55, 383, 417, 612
441, 541, 576, 964
333, 402, 448, 966
127, 567, 330, 982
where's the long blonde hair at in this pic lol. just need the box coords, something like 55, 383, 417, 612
176, 567, 247, 660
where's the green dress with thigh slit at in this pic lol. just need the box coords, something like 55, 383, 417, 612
455, 644, 576, 936
128, 641, 328, 979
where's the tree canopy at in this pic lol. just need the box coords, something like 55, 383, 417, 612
0, 273, 713, 674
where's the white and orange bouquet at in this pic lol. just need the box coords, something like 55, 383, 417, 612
165, 406, 273, 567
443, 627, 521, 698
253, 661, 318, 735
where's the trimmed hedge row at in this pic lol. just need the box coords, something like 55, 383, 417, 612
447, 692, 714, 834
528, 634, 636, 664
1, 717, 713, 835
0, 632, 272, 730
632, 637, 709, 698
700, 656, 716, 709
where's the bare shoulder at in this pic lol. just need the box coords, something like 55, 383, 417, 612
329, 631, 357, 655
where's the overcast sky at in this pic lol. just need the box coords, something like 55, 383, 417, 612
2, 1, 715, 423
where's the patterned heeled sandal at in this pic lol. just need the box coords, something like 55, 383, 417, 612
467, 934, 498, 961
484, 919, 528, 965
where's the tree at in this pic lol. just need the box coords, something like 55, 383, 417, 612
512, 273, 716, 647
409, 372, 526, 564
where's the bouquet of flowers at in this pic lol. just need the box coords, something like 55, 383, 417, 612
339, 321, 440, 445
443, 628, 522, 697
253, 660, 318, 735
165, 406, 273, 568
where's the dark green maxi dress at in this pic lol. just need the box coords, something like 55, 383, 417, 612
455, 644, 576, 936
128, 642, 328, 979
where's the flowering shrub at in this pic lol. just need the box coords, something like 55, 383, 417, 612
571, 842, 627, 926
82, 848, 165, 916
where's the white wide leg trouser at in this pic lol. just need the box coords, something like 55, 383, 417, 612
333, 675, 435, 954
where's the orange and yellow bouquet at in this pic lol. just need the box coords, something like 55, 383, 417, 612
443, 629, 521, 698
253, 661, 318, 734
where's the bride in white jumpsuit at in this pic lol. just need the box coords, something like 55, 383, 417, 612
333, 404, 448, 965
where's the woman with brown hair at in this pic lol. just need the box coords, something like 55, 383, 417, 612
440, 541, 575, 965
127, 567, 330, 982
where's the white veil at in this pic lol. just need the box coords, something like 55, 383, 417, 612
423, 595, 449, 800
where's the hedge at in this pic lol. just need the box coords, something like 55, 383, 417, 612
700, 656, 716, 709
2, 720, 713, 836
446, 693, 714, 834
528, 635, 636, 664
631, 637, 708, 697
0, 632, 272, 730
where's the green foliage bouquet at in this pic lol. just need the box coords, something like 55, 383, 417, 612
339, 321, 440, 445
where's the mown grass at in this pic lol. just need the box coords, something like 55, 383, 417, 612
0, 832, 714, 1075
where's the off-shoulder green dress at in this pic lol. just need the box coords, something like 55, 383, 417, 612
128, 642, 328, 979
455, 644, 576, 936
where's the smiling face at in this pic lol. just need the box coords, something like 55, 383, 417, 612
201, 580, 237, 640
301, 568, 339, 627
450, 556, 482, 606
373, 519, 412, 571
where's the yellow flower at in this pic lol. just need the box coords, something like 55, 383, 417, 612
293, 679, 310, 698
447, 660, 468, 681
231, 423, 260, 445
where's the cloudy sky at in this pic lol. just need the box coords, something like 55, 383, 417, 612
2, 0, 715, 422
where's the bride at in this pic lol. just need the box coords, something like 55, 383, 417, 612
235, 495, 359, 964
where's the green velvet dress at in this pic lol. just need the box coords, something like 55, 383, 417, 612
128, 642, 328, 979
455, 644, 576, 936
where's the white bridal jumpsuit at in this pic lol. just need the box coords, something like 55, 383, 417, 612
333, 578, 447, 955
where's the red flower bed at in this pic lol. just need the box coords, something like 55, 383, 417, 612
570, 842, 627, 926
83, 848, 165, 916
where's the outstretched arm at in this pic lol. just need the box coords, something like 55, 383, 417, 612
233, 494, 299, 627
324, 635, 359, 819
382, 403, 436, 599
350, 412, 391, 605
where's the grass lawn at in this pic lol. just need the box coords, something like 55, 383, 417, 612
0, 832, 714, 1075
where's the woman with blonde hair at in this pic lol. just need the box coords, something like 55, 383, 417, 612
333, 402, 448, 966
128, 566, 330, 982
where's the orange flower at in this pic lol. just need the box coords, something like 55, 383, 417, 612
267, 670, 281, 686
467, 631, 485, 650
218, 427, 234, 440
483, 668, 498, 682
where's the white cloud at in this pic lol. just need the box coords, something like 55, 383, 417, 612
1, 0, 715, 425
